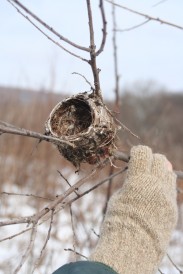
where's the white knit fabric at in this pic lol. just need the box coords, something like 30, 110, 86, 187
90, 145, 178, 274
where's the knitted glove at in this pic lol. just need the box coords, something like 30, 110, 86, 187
89, 145, 178, 274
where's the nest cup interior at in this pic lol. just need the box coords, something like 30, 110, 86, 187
50, 98, 93, 137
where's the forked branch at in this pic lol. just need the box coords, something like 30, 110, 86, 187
7, 0, 107, 98
8, 0, 90, 52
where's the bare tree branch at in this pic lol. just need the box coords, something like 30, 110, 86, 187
13, 224, 37, 274
7, 0, 107, 97
0, 121, 74, 148
158, 268, 165, 274
0, 120, 182, 180
152, 0, 168, 8
167, 253, 183, 273
0, 227, 31, 243
102, 0, 121, 216
66, 167, 127, 206
116, 19, 150, 32
72, 72, 95, 90
86, 0, 102, 97
105, 0, 183, 31
64, 248, 88, 260
32, 210, 54, 273
70, 205, 77, 261
7, 0, 89, 63
113, 151, 183, 179
96, 0, 107, 56
8, 0, 91, 52
112, 0, 120, 112
0, 167, 98, 227
1, 191, 53, 201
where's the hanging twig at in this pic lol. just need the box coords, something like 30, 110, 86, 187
105, 0, 183, 31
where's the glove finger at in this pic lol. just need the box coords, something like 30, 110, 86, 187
127, 145, 153, 176
151, 154, 169, 178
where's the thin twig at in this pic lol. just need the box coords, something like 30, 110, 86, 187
57, 170, 80, 197
0, 227, 32, 243
7, 0, 89, 63
13, 223, 37, 274
0, 167, 98, 227
32, 210, 54, 273
105, 0, 183, 31
167, 253, 183, 273
72, 72, 95, 90
116, 19, 150, 32
112, 0, 120, 113
0, 121, 74, 147
86, 0, 101, 97
8, 0, 91, 52
115, 117, 140, 139
91, 228, 100, 238
65, 167, 127, 208
70, 205, 77, 261
113, 150, 183, 179
102, 0, 121, 215
64, 248, 88, 260
103, 164, 115, 216
1, 191, 53, 201
96, 0, 107, 56
113, 150, 130, 162
152, 0, 168, 8
158, 269, 165, 274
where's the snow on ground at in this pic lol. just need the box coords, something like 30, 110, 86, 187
0, 174, 182, 274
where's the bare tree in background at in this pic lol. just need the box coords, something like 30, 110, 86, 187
0, 1, 183, 273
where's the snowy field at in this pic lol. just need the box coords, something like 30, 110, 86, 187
0, 178, 182, 274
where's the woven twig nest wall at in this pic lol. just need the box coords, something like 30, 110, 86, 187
45, 91, 120, 168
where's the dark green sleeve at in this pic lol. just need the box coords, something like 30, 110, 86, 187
52, 261, 118, 274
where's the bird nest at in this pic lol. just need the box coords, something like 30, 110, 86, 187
45, 91, 120, 168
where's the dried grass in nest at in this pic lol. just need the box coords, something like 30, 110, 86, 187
45, 91, 120, 168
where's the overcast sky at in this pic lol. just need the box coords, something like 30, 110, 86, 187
1, 0, 183, 99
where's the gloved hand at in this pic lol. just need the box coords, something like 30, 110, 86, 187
89, 145, 178, 274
